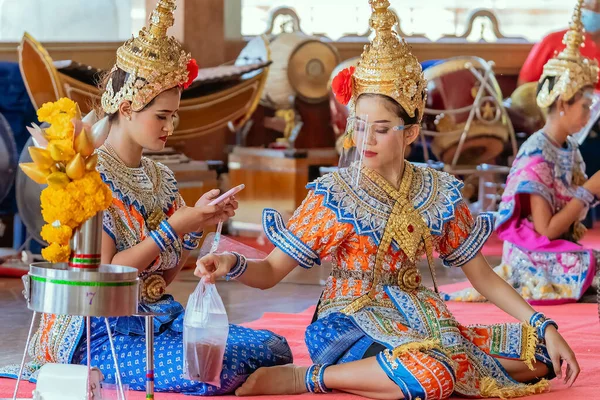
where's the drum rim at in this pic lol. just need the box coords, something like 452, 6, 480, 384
433, 135, 506, 165
423, 56, 492, 80
423, 55, 504, 103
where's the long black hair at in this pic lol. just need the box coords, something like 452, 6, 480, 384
357, 93, 420, 125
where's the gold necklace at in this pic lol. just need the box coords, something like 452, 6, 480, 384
99, 143, 166, 230
103, 142, 138, 167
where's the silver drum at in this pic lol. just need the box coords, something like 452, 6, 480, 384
24, 262, 139, 317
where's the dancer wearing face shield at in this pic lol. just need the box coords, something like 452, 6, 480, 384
195, 1, 581, 399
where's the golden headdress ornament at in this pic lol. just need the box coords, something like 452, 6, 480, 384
331, 0, 427, 121
101, 0, 199, 114
537, 0, 599, 108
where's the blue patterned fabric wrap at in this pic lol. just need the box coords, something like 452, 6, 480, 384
304, 288, 555, 398
71, 296, 292, 395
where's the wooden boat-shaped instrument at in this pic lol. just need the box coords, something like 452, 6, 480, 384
18, 32, 271, 142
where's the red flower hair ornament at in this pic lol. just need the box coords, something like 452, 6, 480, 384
183, 59, 199, 89
332, 66, 355, 106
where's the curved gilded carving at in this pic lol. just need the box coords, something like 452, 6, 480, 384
18, 33, 270, 142
60, 74, 100, 114
261, 7, 523, 43
440, 8, 527, 42
18, 32, 65, 110
230, 35, 271, 133
264, 6, 304, 35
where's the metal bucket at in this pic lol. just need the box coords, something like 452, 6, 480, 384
24, 262, 139, 317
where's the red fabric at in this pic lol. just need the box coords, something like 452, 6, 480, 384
0, 266, 27, 278
519, 29, 600, 90
1, 302, 598, 399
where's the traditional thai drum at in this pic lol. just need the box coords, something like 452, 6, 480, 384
260, 32, 340, 109
422, 56, 512, 166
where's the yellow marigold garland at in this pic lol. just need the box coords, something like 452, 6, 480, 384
19, 98, 113, 263
40, 224, 72, 246
41, 242, 72, 264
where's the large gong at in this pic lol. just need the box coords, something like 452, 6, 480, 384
260, 32, 340, 109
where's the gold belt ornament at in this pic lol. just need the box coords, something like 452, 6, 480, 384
397, 265, 421, 291
141, 274, 166, 303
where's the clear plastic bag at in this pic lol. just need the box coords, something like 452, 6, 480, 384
183, 280, 229, 387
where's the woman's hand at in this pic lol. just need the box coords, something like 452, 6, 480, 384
167, 190, 238, 235
167, 205, 221, 236
194, 189, 238, 228
194, 252, 237, 283
544, 326, 580, 386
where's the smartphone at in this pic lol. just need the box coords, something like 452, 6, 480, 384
208, 184, 245, 206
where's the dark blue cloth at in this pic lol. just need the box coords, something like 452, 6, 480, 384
0, 62, 40, 248
73, 296, 293, 395
0, 62, 37, 212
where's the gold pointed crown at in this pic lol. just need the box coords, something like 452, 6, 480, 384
101, 0, 198, 114
348, 0, 427, 121
537, 0, 599, 108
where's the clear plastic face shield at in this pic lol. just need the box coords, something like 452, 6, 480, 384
573, 90, 600, 145
338, 97, 418, 190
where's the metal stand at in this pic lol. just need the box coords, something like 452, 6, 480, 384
86, 317, 92, 400
104, 319, 126, 400
145, 315, 155, 400
12, 312, 37, 400
11, 263, 139, 400
133, 311, 165, 400
11, 314, 128, 400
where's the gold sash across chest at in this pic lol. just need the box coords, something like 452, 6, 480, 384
341, 162, 438, 315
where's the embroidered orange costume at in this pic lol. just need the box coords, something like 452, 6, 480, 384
260, 1, 556, 398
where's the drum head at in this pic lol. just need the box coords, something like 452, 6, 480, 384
288, 40, 339, 103
423, 56, 510, 166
